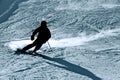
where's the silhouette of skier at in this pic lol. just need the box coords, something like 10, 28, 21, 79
22, 20, 51, 53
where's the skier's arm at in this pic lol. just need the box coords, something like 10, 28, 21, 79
31, 28, 39, 40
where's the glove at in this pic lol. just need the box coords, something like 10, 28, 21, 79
31, 35, 34, 41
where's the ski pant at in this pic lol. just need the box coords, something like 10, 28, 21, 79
22, 38, 45, 52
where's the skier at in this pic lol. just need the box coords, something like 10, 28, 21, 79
21, 20, 51, 53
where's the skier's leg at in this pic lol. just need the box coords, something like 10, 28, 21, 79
22, 40, 37, 52
22, 44, 34, 52
33, 42, 43, 53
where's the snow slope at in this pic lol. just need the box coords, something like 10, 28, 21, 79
0, 0, 120, 80
0, 0, 28, 23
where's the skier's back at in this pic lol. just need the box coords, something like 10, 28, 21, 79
22, 20, 51, 53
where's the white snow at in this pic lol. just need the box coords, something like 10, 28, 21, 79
101, 4, 120, 8
1, 0, 120, 80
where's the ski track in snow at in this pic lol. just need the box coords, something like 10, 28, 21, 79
5, 28, 120, 50
101, 4, 120, 8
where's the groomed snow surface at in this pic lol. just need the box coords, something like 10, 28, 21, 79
1, 0, 120, 80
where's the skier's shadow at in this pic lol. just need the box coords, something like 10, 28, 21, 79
40, 54, 102, 80
14, 51, 102, 80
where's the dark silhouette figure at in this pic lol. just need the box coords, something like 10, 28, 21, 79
22, 21, 51, 53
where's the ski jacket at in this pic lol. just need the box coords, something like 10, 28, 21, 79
32, 26, 51, 43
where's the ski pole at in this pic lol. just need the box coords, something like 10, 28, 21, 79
47, 41, 52, 49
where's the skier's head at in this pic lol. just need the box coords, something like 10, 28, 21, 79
41, 20, 47, 27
